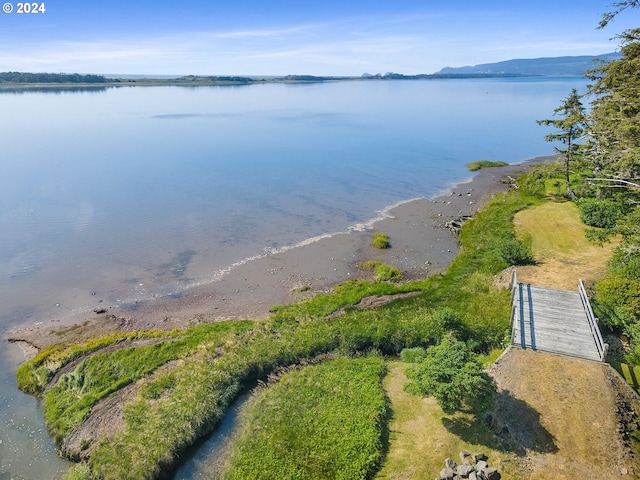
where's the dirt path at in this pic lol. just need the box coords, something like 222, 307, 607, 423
488, 347, 639, 478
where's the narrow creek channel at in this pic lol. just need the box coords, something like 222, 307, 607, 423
173, 392, 249, 480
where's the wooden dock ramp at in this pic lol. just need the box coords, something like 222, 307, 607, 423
510, 271, 607, 362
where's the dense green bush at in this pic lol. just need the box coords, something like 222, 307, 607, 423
576, 198, 628, 229
431, 307, 469, 343
594, 273, 640, 329
403, 337, 496, 412
498, 238, 535, 266
610, 249, 640, 281
623, 323, 640, 365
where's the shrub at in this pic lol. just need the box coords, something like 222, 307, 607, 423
431, 307, 468, 342
610, 249, 640, 281
623, 323, 640, 365
498, 238, 534, 266
403, 336, 496, 412
594, 273, 640, 329
584, 227, 615, 246
576, 198, 628, 229
517, 167, 550, 197
371, 233, 390, 249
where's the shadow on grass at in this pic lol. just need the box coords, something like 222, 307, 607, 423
442, 389, 558, 456
376, 390, 394, 475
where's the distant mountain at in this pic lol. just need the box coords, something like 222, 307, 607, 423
436, 53, 622, 77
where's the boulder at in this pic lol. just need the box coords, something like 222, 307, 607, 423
468, 472, 478, 480
475, 460, 488, 471
483, 467, 501, 480
459, 450, 470, 461
457, 464, 475, 477
445, 458, 457, 469
473, 452, 487, 462
440, 468, 455, 480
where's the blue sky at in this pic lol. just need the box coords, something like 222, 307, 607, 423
0, 0, 637, 75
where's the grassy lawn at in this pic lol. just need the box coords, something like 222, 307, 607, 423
513, 201, 618, 290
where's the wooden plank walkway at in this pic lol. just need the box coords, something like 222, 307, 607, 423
510, 279, 606, 362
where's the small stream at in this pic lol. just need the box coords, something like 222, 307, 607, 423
0, 341, 70, 480
173, 393, 249, 480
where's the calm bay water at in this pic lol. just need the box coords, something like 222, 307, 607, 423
0, 78, 586, 478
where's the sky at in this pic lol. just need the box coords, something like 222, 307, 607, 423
0, 0, 637, 75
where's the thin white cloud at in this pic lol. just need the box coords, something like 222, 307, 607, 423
0, 8, 626, 75
197, 24, 321, 40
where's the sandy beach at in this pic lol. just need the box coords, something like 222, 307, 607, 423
8, 160, 539, 352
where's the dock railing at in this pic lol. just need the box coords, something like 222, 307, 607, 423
509, 269, 518, 344
578, 279, 607, 361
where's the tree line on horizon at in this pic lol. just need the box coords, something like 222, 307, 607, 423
0, 72, 107, 83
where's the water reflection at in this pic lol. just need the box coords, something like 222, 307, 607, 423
0, 86, 110, 95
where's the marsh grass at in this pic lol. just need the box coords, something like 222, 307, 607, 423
357, 260, 403, 281
16, 331, 171, 396
269, 278, 418, 321
466, 160, 508, 171
371, 233, 390, 249
34, 321, 255, 446
222, 356, 388, 480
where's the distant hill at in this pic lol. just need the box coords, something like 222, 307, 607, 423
436, 52, 622, 76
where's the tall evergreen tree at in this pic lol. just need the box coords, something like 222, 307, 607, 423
537, 89, 587, 199
580, 0, 640, 190
586, 29, 640, 188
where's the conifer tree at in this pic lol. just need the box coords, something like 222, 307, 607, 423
586, 29, 640, 188
537, 89, 587, 199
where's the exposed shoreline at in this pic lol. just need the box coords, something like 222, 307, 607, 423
7, 158, 545, 356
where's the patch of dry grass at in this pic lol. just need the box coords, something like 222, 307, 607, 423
513, 201, 618, 290
375, 363, 517, 480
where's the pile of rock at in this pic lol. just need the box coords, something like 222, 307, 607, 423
444, 215, 472, 235
436, 452, 501, 480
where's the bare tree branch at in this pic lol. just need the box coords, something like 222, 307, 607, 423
586, 177, 640, 188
